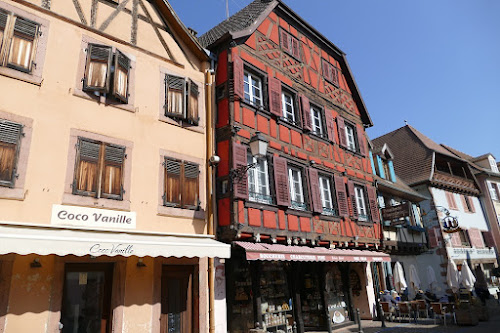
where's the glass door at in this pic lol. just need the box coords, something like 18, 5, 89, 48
161, 265, 194, 333
60, 263, 113, 333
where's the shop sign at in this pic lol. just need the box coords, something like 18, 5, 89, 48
246, 252, 390, 262
441, 215, 460, 233
51, 204, 136, 229
381, 202, 410, 226
446, 246, 496, 260
89, 243, 134, 255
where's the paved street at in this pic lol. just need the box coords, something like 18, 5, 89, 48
330, 302, 500, 333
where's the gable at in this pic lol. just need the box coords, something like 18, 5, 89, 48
24, 0, 207, 68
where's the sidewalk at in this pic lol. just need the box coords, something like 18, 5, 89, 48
331, 302, 500, 333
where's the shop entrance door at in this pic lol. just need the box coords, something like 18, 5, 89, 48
60, 263, 114, 333
161, 265, 194, 333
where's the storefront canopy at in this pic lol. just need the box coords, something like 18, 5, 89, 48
0, 222, 231, 258
235, 242, 390, 262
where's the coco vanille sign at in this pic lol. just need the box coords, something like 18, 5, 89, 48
51, 204, 136, 229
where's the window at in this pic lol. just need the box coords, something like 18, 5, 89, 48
319, 175, 336, 216
345, 123, 356, 151
321, 58, 339, 87
280, 29, 301, 60
247, 152, 271, 204
83, 43, 131, 104
282, 90, 299, 126
488, 155, 498, 173
461, 195, 475, 213
0, 119, 22, 187
488, 182, 499, 201
354, 185, 368, 221
0, 10, 38, 73
310, 105, 325, 137
164, 74, 199, 125
244, 71, 263, 107
163, 158, 200, 210
288, 166, 306, 210
73, 138, 125, 200
458, 230, 470, 247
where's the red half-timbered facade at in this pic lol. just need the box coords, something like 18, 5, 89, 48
201, 1, 387, 331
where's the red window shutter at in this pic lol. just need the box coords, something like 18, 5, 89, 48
337, 116, 347, 148
291, 37, 300, 60
366, 185, 380, 223
356, 124, 367, 157
468, 228, 484, 248
273, 155, 290, 206
330, 65, 339, 87
308, 168, 323, 213
334, 175, 348, 217
232, 53, 244, 100
468, 196, 476, 213
428, 227, 438, 248
232, 142, 248, 200
322, 59, 331, 80
299, 94, 312, 131
483, 231, 495, 248
451, 231, 462, 247
445, 192, 457, 210
325, 108, 336, 143
347, 180, 358, 219
268, 77, 282, 117
280, 30, 290, 53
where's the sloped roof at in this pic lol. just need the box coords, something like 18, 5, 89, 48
199, 0, 275, 48
376, 175, 429, 202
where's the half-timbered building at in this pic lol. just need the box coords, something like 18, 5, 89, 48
200, 1, 388, 331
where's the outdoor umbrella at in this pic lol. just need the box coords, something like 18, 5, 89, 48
459, 260, 476, 291
427, 266, 437, 291
409, 264, 421, 292
446, 260, 460, 293
393, 262, 408, 293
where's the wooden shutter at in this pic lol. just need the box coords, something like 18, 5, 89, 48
366, 185, 380, 223
325, 108, 336, 143
322, 59, 331, 81
268, 77, 282, 117
291, 37, 300, 60
0, 11, 7, 30
75, 139, 100, 195
7, 17, 38, 72
0, 120, 22, 185
187, 80, 200, 125
164, 158, 182, 206
445, 192, 457, 210
232, 53, 244, 99
356, 124, 367, 156
112, 50, 130, 103
299, 94, 312, 131
308, 168, 323, 213
330, 65, 339, 87
183, 162, 199, 209
337, 117, 347, 148
84, 44, 112, 92
468, 228, 484, 248
482, 231, 495, 248
347, 180, 358, 219
165, 75, 186, 118
102, 144, 125, 199
428, 227, 438, 248
273, 155, 290, 206
467, 196, 475, 213
334, 175, 348, 217
280, 29, 291, 54
449, 231, 461, 247
232, 143, 249, 200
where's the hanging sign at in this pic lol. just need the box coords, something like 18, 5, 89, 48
381, 202, 410, 226
441, 214, 460, 233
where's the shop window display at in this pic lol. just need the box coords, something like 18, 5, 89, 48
300, 266, 326, 330
259, 261, 293, 332
325, 264, 351, 326
228, 259, 254, 333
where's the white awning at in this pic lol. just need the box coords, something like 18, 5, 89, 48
0, 222, 230, 258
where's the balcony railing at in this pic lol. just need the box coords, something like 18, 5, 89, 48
290, 200, 308, 211
322, 207, 337, 216
249, 192, 273, 205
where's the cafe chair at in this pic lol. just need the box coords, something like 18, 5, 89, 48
398, 302, 412, 322
415, 300, 428, 318
431, 302, 450, 326
380, 301, 395, 322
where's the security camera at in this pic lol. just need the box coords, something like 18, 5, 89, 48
209, 155, 221, 166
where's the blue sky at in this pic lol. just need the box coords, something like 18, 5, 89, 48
169, 0, 500, 159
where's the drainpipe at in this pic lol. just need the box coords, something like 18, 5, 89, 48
206, 54, 217, 333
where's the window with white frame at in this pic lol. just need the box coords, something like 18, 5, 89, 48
243, 71, 263, 107
345, 123, 357, 151
247, 151, 271, 204
355, 185, 368, 221
319, 175, 336, 215
310, 105, 324, 137
488, 182, 499, 201
488, 155, 499, 173
282, 90, 299, 126
288, 166, 306, 210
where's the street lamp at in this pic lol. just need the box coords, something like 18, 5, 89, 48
231, 131, 268, 181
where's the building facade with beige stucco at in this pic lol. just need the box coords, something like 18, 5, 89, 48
0, 0, 229, 332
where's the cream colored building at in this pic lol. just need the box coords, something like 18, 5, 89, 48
0, 0, 229, 332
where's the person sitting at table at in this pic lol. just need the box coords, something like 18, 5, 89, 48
380, 290, 399, 317
424, 290, 438, 303
414, 289, 433, 304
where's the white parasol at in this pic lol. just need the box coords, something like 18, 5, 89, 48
459, 260, 476, 291
409, 264, 421, 291
393, 262, 408, 293
446, 260, 460, 293
427, 266, 437, 291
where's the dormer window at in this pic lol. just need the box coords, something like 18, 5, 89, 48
488, 155, 499, 173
